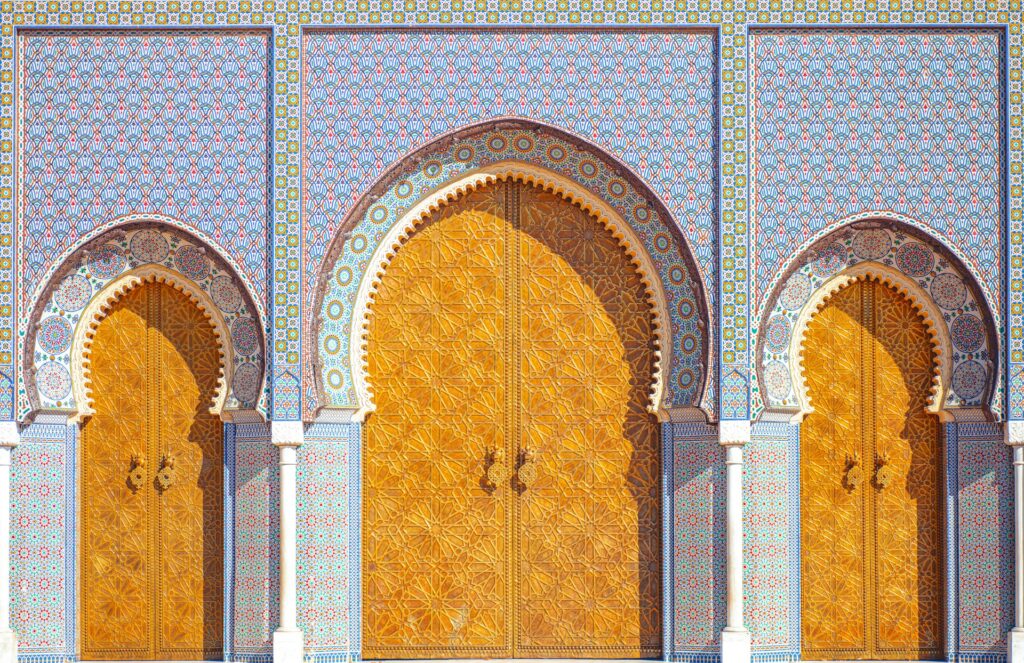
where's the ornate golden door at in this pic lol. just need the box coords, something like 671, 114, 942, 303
81, 281, 224, 661
801, 278, 942, 660
363, 180, 661, 659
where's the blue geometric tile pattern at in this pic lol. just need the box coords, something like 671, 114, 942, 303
749, 28, 1004, 322
302, 29, 718, 413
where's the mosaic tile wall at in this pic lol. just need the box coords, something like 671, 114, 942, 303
953, 422, 1014, 657
744, 422, 798, 659
229, 422, 279, 663
668, 420, 726, 660
303, 31, 717, 413
15, 28, 273, 416
749, 28, 1004, 314
9, 420, 73, 663
297, 422, 359, 658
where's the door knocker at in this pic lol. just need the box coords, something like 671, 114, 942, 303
517, 447, 538, 489
874, 453, 894, 489
843, 452, 863, 491
127, 453, 146, 491
156, 454, 176, 491
484, 447, 508, 490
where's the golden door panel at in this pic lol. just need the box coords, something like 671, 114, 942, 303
516, 184, 661, 658
363, 180, 660, 659
363, 182, 512, 659
82, 281, 223, 661
801, 279, 942, 661
153, 283, 224, 659
801, 281, 869, 659
871, 283, 942, 658
82, 286, 153, 661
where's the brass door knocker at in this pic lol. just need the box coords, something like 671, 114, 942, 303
874, 452, 894, 489
484, 446, 508, 490
843, 452, 863, 490
127, 453, 146, 491
517, 447, 538, 489
156, 454, 176, 491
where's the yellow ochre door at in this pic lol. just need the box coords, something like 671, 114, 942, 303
81, 280, 224, 661
801, 278, 942, 660
363, 180, 662, 659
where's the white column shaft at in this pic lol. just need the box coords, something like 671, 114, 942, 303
278, 443, 298, 631
725, 443, 744, 630
1015, 444, 1024, 629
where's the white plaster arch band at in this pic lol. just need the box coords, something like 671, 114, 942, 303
757, 220, 997, 418
24, 223, 267, 420
69, 266, 233, 424
347, 161, 672, 423
788, 263, 951, 423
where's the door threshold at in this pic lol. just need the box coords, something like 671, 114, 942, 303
365, 659, 661, 662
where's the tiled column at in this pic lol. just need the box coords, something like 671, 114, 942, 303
273, 421, 304, 663
1008, 422, 1024, 663
720, 420, 751, 663
0, 422, 18, 663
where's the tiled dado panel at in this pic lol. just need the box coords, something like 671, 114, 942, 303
952, 422, 1014, 657
749, 28, 1006, 413
667, 420, 726, 660
10, 420, 74, 661
228, 422, 280, 663
16, 28, 273, 412
744, 422, 799, 659
296, 423, 359, 658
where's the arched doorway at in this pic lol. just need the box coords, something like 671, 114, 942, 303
800, 277, 943, 660
362, 180, 662, 658
80, 280, 224, 660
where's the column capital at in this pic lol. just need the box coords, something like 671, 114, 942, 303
718, 420, 750, 448
271, 420, 304, 449
0, 422, 18, 449
1007, 421, 1024, 448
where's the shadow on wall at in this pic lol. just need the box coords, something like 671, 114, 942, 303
229, 421, 281, 659
669, 421, 727, 656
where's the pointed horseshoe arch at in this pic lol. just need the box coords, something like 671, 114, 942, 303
70, 266, 233, 423
790, 262, 951, 422
347, 162, 672, 422
23, 222, 267, 421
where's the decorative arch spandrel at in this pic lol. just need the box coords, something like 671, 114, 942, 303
756, 219, 996, 419
23, 222, 267, 421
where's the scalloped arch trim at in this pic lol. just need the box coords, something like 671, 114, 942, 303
789, 262, 952, 423
346, 161, 672, 422
69, 266, 234, 424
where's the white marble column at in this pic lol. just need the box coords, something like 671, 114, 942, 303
272, 421, 304, 663
1007, 422, 1024, 663
0, 422, 18, 663
720, 420, 751, 663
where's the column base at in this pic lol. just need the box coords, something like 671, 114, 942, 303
0, 629, 17, 663
273, 627, 304, 663
720, 628, 751, 663
1008, 628, 1024, 663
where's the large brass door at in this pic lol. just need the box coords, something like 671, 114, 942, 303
801, 279, 942, 660
81, 281, 224, 661
363, 180, 661, 659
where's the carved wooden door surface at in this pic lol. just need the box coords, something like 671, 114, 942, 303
82, 281, 223, 661
801, 279, 942, 661
363, 180, 661, 659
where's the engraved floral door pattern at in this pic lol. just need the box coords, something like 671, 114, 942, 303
801, 279, 942, 661
363, 180, 661, 659
81, 280, 224, 661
